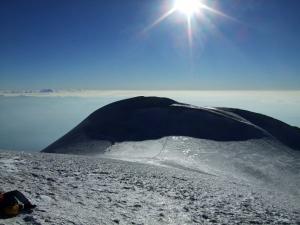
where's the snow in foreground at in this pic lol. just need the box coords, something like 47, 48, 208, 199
0, 151, 299, 225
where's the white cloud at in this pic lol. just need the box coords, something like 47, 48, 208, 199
1, 89, 300, 100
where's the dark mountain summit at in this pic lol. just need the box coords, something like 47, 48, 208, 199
42, 96, 300, 154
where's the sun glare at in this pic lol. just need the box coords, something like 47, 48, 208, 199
174, 0, 201, 17
143, 0, 233, 49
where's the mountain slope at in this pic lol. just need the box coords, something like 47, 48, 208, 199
42, 96, 300, 154
221, 107, 300, 151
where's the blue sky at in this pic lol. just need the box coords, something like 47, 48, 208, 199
0, 0, 299, 90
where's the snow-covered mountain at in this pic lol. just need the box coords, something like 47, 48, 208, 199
42, 96, 300, 195
1, 97, 299, 224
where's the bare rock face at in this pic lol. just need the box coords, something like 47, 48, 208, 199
42, 96, 300, 154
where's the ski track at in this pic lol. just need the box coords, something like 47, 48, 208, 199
0, 151, 299, 225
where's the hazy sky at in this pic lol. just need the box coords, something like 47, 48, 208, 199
0, 0, 299, 90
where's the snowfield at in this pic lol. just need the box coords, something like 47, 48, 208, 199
0, 150, 299, 225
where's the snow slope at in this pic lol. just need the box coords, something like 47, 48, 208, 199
0, 151, 299, 225
104, 137, 300, 196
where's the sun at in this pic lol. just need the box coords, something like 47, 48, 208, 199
174, 0, 202, 18
142, 0, 232, 48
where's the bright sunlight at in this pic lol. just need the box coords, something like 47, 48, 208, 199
174, 0, 202, 18
143, 0, 231, 48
